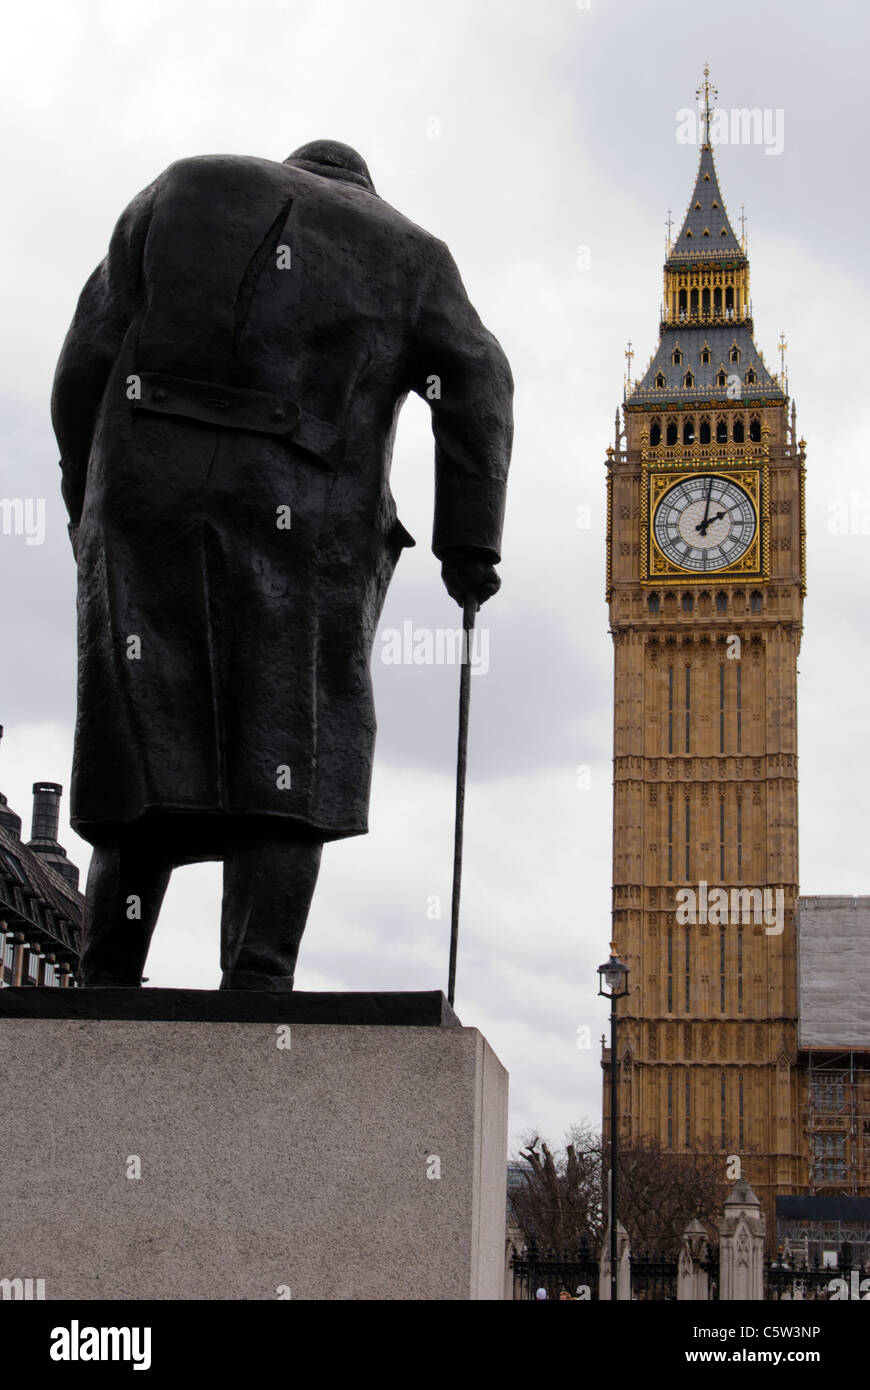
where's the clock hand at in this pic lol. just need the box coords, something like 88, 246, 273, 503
697, 477, 713, 534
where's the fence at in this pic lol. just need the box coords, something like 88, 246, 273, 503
510, 1241, 686, 1301
766, 1251, 869, 1301
511, 1239, 600, 1300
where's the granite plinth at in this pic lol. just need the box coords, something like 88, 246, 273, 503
0, 1010, 508, 1300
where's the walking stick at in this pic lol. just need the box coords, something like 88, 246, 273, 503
447, 595, 478, 1008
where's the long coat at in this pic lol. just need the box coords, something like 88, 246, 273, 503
52, 154, 513, 847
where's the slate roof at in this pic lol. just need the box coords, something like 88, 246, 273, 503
668, 142, 744, 264
0, 819, 83, 962
627, 138, 785, 407
635, 325, 784, 404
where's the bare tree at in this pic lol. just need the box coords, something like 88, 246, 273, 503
511, 1125, 726, 1258
509, 1123, 604, 1251
604, 1135, 725, 1257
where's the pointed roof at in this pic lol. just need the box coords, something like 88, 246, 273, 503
668, 142, 744, 263
634, 324, 783, 402
724, 1177, 761, 1208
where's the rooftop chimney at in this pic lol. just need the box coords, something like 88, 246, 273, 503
0, 724, 23, 841
27, 781, 80, 892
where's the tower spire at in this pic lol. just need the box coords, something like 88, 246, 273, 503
666, 67, 742, 265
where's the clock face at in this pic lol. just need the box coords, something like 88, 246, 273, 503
653, 475, 757, 572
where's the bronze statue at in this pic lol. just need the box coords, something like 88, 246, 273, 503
52, 140, 513, 989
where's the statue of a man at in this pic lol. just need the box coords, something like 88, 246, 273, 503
52, 140, 513, 990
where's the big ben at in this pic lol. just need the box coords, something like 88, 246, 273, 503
604, 69, 807, 1231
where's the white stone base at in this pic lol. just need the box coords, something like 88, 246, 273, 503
0, 1018, 508, 1300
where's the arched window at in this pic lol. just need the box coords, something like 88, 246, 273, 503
682, 593, 694, 613
717, 370, 728, 388
749, 416, 761, 442
672, 347, 682, 366
701, 345, 711, 365
713, 287, 722, 313
716, 592, 728, 612
684, 371, 695, 388
750, 591, 763, 612
725, 286, 734, 311
683, 418, 695, 445
699, 417, 711, 445
648, 594, 660, 614
666, 420, 678, 446
730, 345, 740, 364
745, 369, 756, 385
655, 372, 666, 389
732, 418, 745, 444
679, 289, 687, 315
650, 419, 662, 447
716, 417, 728, 443
702, 288, 710, 315
690, 288, 699, 313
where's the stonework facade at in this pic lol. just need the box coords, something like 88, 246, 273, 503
603, 89, 808, 1232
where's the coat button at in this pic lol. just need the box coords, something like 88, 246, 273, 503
153, 387, 168, 402
270, 406, 286, 422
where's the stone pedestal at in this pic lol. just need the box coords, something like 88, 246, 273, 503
0, 990, 508, 1300
677, 1217, 710, 1301
598, 1220, 631, 1300
718, 1177, 766, 1301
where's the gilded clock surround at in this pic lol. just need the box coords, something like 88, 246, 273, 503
645, 467, 766, 582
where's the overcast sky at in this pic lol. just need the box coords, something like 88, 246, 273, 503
1, 0, 868, 1153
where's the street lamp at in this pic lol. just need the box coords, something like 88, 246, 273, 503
598, 942, 630, 1301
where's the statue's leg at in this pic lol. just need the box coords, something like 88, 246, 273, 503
78, 833, 173, 987
219, 833, 323, 990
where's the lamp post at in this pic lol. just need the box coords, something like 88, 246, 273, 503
598, 942, 630, 1301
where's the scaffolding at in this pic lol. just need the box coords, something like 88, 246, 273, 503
805, 1050, 870, 1196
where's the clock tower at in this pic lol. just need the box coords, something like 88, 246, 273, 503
605, 70, 807, 1229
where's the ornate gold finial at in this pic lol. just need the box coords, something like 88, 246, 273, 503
623, 338, 635, 397
739, 204, 747, 252
696, 63, 718, 146
665, 207, 673, 255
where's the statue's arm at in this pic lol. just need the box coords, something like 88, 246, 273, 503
410, 240, 514, 571
51, 182, 157, 536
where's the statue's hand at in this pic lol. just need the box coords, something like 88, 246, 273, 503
441, 550, 501, 607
